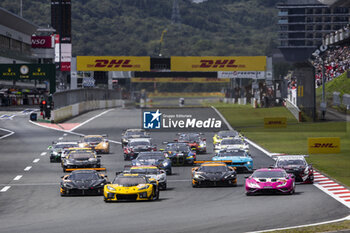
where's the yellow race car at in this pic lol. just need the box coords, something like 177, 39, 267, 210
213, 130, 242, 146
104, 173, 159, 202
80, 135, 110, 154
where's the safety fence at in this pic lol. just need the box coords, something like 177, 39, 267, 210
53, 89, 121, 109
333, 92, 350, 109
285, 98, 301, 122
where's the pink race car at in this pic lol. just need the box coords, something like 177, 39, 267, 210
245, 168, 295, 195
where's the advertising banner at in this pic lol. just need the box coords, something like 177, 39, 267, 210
131, 78, 230, 83
31, 36, 53, 48
77, 56, 150, 71
264, 117, 287, 128
171, 56, 266, 72
308, 137, 340, 154
218, 71, 265, 79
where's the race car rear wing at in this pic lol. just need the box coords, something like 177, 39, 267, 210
270, 153, 309, 160
194, 160, 232, 164
65, 168, 107, 172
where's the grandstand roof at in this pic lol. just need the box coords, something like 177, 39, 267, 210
318, 0, 350, 7
0, 7, 38, 35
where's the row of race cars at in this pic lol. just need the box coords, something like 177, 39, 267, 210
48, 129, 314, 201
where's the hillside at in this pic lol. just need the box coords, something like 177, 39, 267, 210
0, 0, 279, 57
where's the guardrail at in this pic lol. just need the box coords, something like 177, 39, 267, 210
333, 92, 341, 106
52, 99, 124, 123
285, 98, 301, 122
53, 89, 121, 109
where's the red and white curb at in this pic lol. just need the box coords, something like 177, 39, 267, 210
313, 171, 350, 208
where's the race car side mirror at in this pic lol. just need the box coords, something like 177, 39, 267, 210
191, 148, 196, 151
159, 149, 164, 151
48, 146, 52, 150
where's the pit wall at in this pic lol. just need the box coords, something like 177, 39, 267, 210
52, 99, 123, 123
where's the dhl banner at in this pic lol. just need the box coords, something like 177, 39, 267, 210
308, 137, 340, 154
264, 117, 287, 128
77, 56, 150, 71
171, 56, 266, 72
131, 78, 230, 83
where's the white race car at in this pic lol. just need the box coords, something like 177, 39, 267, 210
214, 138, 249, 153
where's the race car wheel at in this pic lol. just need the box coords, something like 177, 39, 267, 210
245, 192, 253, 196
192, 182, 199, 188
289, 188, 295, 195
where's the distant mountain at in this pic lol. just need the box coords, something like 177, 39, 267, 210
0, 0, 280, 57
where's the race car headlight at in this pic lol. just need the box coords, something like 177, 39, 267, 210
248, 182, 260, 188
199, 142, 206, 147
88, 158, 97, 162
102, 143, 107, 148
194, 174, 205, 180
277, 182, 287, 188
304, 168, 309, 174
53, 151, 58, 156
122, 139, 128, 142
224, 174, 236, 179
246, 161, 251, 165
63, 182, 73, 188
66, 160, 73, 165
162, 161, 169, 167
107, 186, 116, 191
186, 156, 194, 159
137, 184, 150, 190
135, 161, 141, 166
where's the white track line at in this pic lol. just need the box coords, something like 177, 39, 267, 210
69, 109, 114, 132
40, 152, 47, 156
13, 175, 23, 181
0, 186, 11, 192
33, 158, 40, 163
24, 166, 32, 171
0, 128, 15, 140
29, 109, 122, 144
212, 105, 350, 232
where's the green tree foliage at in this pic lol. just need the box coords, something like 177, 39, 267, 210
0, 0, 278, 56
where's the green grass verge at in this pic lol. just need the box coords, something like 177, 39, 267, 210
316, 72, 350, 113
213, 103, 350, 232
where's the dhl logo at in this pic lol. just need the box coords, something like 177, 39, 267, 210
192, 60, 246, 69
87, 59, 141, 68
308, 137, 340, 154
311, 143, 338, 148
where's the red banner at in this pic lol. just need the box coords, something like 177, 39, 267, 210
31, 36, 53, 48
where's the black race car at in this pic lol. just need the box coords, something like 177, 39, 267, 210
132, 151, 172, 175
123, 138, 156, 161
162, 142, 196, 166
192, 162, 237, 187
274, 155, 314, 184
62, 150, 101, 172
121, 129, 150, 147
60, 169, 109, 196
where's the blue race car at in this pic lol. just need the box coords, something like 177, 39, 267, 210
212, 149, 253, 172
162, 142, 196, 166
132, 151, 172, 175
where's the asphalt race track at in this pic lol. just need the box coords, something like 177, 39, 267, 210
0, 107, 349, 233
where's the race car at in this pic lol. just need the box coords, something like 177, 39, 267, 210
212, 130, 242, 146
132, 151, 172, 175
61, 147, 95, 161
245, 168, 295, 195
104, 173, 159, 202
61, 149, 102, 172
212, 149, 253, 172
214, 137, 248, 153
274, 155, 314, 183
162, 142, 196, 166
79, 135, 110, 154
60, 169, 109, 196
123, 138, 156, 161
121, 129, 150, 147
48, 141, 79, 162
175, 133, 206, 153
192, 161, 237, 187
126, 165, 167, 190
